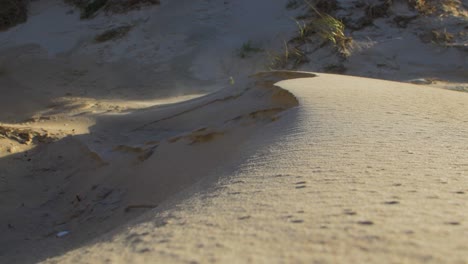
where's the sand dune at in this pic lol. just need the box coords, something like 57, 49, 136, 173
1, 0, 467, 263
0, 71, 309, 263
3, 72, 466, 263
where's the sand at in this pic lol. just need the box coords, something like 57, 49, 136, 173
1, 0, 467, 263
1, 72, 467, 263
43, 73, 468, 263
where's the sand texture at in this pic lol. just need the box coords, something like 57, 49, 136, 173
1, 0, 467, 263
4, 72, 466, 263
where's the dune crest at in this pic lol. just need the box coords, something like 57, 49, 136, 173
0, 71, 315, 263
0, 0, 467, 262
39, 73, 468, 264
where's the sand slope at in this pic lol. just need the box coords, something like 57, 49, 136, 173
0, 71, 306, 263
37, 73, 468, 263
0, 0, 467, 263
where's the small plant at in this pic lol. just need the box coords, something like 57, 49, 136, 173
229, 76, 235, 85
94, 25, 132, 42
268, 41, 289, 69
238, 41, 264, 58
420, 28, 456, 46
305, 1, 353, 57
294, 19, 311, 42
268, 41, 307, 70
408, 0, 463, 16
310, 14, 352, 56
407, 0, 436, 15
428, 29, 455, 45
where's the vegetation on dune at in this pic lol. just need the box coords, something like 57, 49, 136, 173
268, 41, 307, 70
407, 0, 435, 14
407, 0, 466, 16
420, 29, 456, 46
307, 9, 352, 57
270, 0, 352, 70
0, 0, 28, 31
271, 0, 466, 71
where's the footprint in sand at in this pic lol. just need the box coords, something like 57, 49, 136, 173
290, 219, 304, 224
357, 221, 374, 226
295, 181, 307, 189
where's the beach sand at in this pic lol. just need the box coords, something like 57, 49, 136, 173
0, 0, 467, 263
1, 72, 467, 263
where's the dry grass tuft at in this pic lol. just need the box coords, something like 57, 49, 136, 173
271, 0, 352, 70
308, 12, 353, 57
304, 1, 353, 56
407, 0, 465, 16
268, 41, 308, 70
407, 0, 437, 14
420, 29, 455, 45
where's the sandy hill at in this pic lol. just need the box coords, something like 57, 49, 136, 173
0, 0, 467, 263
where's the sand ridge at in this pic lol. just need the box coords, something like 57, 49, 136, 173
0, 0, 467, 262
39, 73, 468, 264
0, 71, 313, 263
